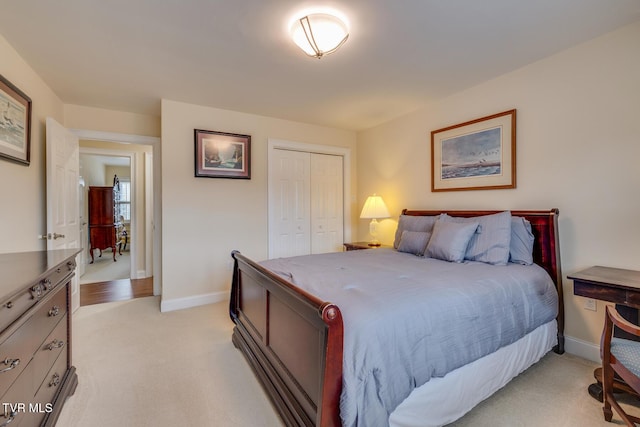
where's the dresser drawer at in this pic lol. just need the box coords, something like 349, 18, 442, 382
31, 318, 67, 394
0, 359, 33, 427
44, 259, 76, 299
30, 351, 68, 427
0, 259, 73, 333
0, 289, 36, 336
0, 286, 67, 398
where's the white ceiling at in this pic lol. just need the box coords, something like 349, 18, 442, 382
2, 1, 639, 131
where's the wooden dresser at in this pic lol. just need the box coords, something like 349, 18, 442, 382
0, 249, 79, 427
88, 184, 119, 263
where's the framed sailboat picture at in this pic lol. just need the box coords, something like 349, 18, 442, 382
431, 109, 516, 192
194, 129, 251, 179
0, 74, 32, 165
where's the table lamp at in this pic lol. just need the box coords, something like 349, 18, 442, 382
360, 194, 390, 246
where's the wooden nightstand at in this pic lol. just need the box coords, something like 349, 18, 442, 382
569, 266, 640, 402
343, 242, 390, 251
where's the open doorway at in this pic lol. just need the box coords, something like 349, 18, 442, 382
79, 153, 132, 283
78, 140, 155, 305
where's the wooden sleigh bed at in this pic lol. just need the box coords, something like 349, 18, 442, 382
229, 209, 564, 427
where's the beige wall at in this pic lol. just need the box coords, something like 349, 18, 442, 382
357, 21, 640, 358
0, 34, 65, 253
65, 104, 160, 137
160, 99, 357, 307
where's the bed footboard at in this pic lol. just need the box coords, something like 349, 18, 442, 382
229, 251, 343, 426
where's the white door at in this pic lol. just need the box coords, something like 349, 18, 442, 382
269, 149, 345, 258
78, 177, 86, 276
269, 149, 310, 258
311, 154, 343, 254
46, 117, 81, 312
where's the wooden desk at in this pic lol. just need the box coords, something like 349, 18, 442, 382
569, 266, 640, 401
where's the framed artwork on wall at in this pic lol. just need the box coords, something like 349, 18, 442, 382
194, 129, 251, 179
431, 109, 516, 192
0, 74, 32, 165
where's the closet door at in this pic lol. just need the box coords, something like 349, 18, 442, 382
311, 153, 343, 254
269, 149, 311, 258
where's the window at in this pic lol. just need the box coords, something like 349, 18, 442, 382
119, 180, 131, 221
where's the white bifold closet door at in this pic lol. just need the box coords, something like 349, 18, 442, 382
269, 149, 344, 259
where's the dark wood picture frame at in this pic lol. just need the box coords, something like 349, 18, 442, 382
194, 129, 251, 179
0, 74, 32, 165
431, 109, 516, 192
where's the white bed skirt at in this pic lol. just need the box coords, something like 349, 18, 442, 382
389, 320, 557, 427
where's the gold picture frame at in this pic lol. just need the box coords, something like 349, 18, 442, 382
431, 109, 516, 192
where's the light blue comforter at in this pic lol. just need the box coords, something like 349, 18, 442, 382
260, 249, 558, 427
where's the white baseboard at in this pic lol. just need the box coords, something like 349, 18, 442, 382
564, 335, 600, 363
160, 291, 227, 312
135, 270, 146, 279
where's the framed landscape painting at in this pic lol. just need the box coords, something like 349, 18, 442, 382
194, 129, 251, 179
0, 74, 32, 165
431, 109, 516, 192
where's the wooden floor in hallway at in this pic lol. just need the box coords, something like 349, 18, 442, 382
80, 277, 154, 306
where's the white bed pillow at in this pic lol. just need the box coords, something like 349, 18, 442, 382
509, 217, 535, 265
397, 230, 432, 256
393, 214, 440, 249
425, 220, 479, 263
440, 211, 512, 265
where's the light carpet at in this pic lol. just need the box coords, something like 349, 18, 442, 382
80, 251, 130, 284
57, 297, 640, 426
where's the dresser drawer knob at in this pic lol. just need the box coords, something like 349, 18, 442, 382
0, 410, 17, 427
46, 339, 65, 351
48, 306, 60, 317
3, 301, 12, 309
30, 283, 45, 299
0, 358, 20, 373
49, 372, 61, 387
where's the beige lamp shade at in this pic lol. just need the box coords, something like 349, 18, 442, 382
360, 194, 390, 246
360, 194, 390, 219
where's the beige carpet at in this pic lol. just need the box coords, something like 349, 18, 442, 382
57, 298, 640, 427
80, 251, 130, 284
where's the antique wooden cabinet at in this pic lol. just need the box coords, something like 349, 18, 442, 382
0, 249, 79, 427
88, 182, 120, 263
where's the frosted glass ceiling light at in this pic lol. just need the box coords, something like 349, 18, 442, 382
291, 13, 349, 59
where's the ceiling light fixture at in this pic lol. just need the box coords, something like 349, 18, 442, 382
290, 12, 349, 59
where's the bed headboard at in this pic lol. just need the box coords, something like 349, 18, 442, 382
401, 208, 564, 353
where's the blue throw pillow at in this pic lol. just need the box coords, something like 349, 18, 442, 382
425, 220, 479, 263
440, 211, 512, 265
397, 230, 432, 256
509, 217, 535, 265
393, 214, 440, 249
